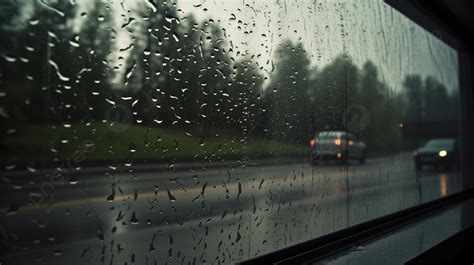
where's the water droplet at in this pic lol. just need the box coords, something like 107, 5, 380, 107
115, 211, 124, 221
237, 182, 242, 200
236, 231, 241, 242
130, 211, 139, 224
167, 190, 176, 202
3, 55, 16, 63
69, 176, 78, 185
221, 210, 227, 219
252, 195, 257, 214
149, 234, 157, 252
200, 182, 207, 196
97, 231, 104, 241
172, 32, 179, 42
145, 0, 157, 12
107, 189, 115, 202
80, 246, 90, 258
29, 19, 40, 25
69, 40, 79, 47
129, 143, 136, 153
49, 59, 70, 81
258, 179, 264, 190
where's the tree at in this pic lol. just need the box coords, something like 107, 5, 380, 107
229, 58, 265, 135
311, 53, 359, 133
358, 61, 401, 151
122, 1, 182, 127
403, 74, 424, 123
122, 2, 236, 134
265, 40, 312, 144
0, 0, 116, 127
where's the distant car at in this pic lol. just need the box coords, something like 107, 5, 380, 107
310, 131, 367, 164
413, 138, 459, 170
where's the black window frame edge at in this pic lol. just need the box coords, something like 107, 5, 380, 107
238, 0, 474, 264
405, 225, 474, 265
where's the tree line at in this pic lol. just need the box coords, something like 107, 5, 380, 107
0, 1, 459, 153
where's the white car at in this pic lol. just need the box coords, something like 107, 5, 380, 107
310, 131, 367, 164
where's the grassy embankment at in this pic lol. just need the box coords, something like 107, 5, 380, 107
0, 123, 308, 162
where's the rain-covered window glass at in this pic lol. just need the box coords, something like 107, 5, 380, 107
0, 0, 461, 264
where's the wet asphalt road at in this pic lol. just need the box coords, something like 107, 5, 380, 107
0, 154, 462, 265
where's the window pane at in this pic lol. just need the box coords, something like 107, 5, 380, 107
0, 0, 461, 264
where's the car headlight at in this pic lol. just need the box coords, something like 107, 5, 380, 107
438, 150, 448, 157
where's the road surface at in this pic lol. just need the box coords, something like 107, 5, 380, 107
0, 154, 462, 265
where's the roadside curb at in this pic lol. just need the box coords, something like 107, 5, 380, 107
1, 156, 308, 180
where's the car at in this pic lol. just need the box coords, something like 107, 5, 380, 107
310, 131, 367, 164
413, 138, 459, 170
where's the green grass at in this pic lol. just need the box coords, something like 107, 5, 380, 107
0, 123, 308, 162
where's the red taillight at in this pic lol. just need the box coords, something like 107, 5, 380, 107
310, 139, 315, 146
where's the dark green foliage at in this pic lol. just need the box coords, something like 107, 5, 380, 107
403, 74, 458, 123
265, 40, 312, 144
0, 1, 115, 127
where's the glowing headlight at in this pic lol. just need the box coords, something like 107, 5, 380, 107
438, 150, 448, 157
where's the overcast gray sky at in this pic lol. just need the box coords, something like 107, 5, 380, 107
112, 0, 459, 93
177, 0, 458, 93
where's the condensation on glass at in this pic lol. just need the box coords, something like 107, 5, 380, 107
0, 0, 461, 264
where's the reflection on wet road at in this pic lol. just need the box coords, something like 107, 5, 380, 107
1, 154, 462, 265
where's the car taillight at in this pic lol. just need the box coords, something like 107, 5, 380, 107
310, 139, 315, 146
334, 139, 342, 146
